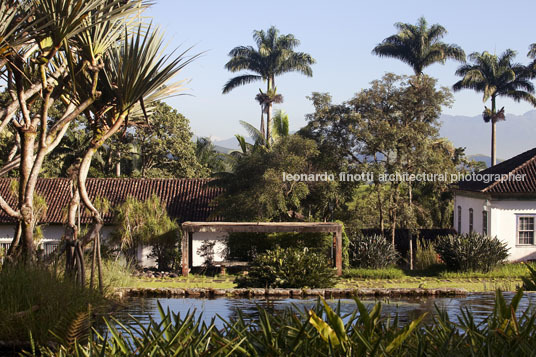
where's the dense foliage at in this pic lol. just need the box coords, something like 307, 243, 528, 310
113, 194, 179, 270
234, 247, 337, 288
348, 234, 399, 269
226, 232, 332, 262
435, 233, 509, 272
25, 290, 536, 357
214, 134, 352, 221
302, 74, 466, 241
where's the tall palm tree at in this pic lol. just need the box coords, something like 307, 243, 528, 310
372, 17, 465, 75
453, 50, 536, 166
223, 26, 314, 142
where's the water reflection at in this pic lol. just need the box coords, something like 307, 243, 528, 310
108, 292, 536, 330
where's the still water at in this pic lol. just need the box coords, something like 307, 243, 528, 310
108, 292, 536, 329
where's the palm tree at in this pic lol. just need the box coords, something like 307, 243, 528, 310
372, 17, 465, 75
223, 26, 314, 142
453, 50, 536, 166
254, 88, 283, 146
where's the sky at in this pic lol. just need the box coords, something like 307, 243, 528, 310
145, 0, 536, 141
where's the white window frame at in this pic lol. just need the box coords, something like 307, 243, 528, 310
516, 214, 536, 246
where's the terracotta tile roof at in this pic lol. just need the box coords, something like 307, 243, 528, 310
0, 178, 222, 224
456, 147, 536, 194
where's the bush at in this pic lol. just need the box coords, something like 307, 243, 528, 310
235, 247, 337, 288
435, 233, 509, 272
414, 239, 438, 270
348, 234, 399, 269
226, 232, 332, 261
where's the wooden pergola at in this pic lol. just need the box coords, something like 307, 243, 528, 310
181, 221, 344, 277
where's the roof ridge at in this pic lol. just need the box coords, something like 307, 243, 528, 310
483, 149, 536, 192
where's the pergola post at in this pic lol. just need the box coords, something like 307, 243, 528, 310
335, 229, 342, 276
181, 229, 189, 277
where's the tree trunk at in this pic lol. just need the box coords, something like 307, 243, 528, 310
115, 156, 121, 177
491, 96, 496, 167
265, 77, 273, 146
259, 108, 265, 140
78, 113, 127, 246
18, 130, 37, 262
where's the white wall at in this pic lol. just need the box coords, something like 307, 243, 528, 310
490, 200, 536, 261
191, 232, 227, 267
455, 193, 536, 261
0, 224, 115, 241
453, 195, 488, 235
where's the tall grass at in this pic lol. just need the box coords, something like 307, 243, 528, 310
414, 239, 438, 270
439, 262, 536, 279
0, 265, 106, 345
343, 267, 406, 279
25, 289, 536, 356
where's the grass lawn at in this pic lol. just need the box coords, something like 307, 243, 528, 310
125, 276, 520, 292
109, 261, 533, 292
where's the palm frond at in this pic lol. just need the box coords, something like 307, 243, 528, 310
222, 74, 262, 94
239, 120, 265, 145
103, 23, 198, 114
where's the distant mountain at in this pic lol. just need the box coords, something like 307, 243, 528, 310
439, 110, 536, 159
212, 136, 242, 151
206, 110, 536, 161
467, 154, 504, 168
213, 145, 234, 154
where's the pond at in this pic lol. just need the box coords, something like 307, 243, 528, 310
109, 292, 536, 329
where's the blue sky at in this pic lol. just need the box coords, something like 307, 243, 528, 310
146, 0, 536, 140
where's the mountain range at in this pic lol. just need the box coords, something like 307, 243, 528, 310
210, 110, 536, 163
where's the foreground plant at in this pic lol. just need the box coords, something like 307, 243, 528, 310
24, 289, 536, 356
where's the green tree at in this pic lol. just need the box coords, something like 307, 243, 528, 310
223, 26, 315, 144
213, 135, 319, 221
303, 74, 457, 243
195, 137, 230, 174
131, 102, 206, 178
373, 16, 465, 75
0, 0, 143, 262
453, 50, 536, 166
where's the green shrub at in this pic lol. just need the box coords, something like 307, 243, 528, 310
348, 234, 399, 269
435, 233, 509, 272
414, 239, 438, 270
235, 246, 337, 288
226, 232, 332, 261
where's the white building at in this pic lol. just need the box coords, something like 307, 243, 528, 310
453, 148, 536, 261
0, 178, 223, 267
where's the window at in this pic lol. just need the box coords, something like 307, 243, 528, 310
469, 208, 474, 233
457, 206, 461, 233
482, 211, 488, 235
518, 216, 535, 245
